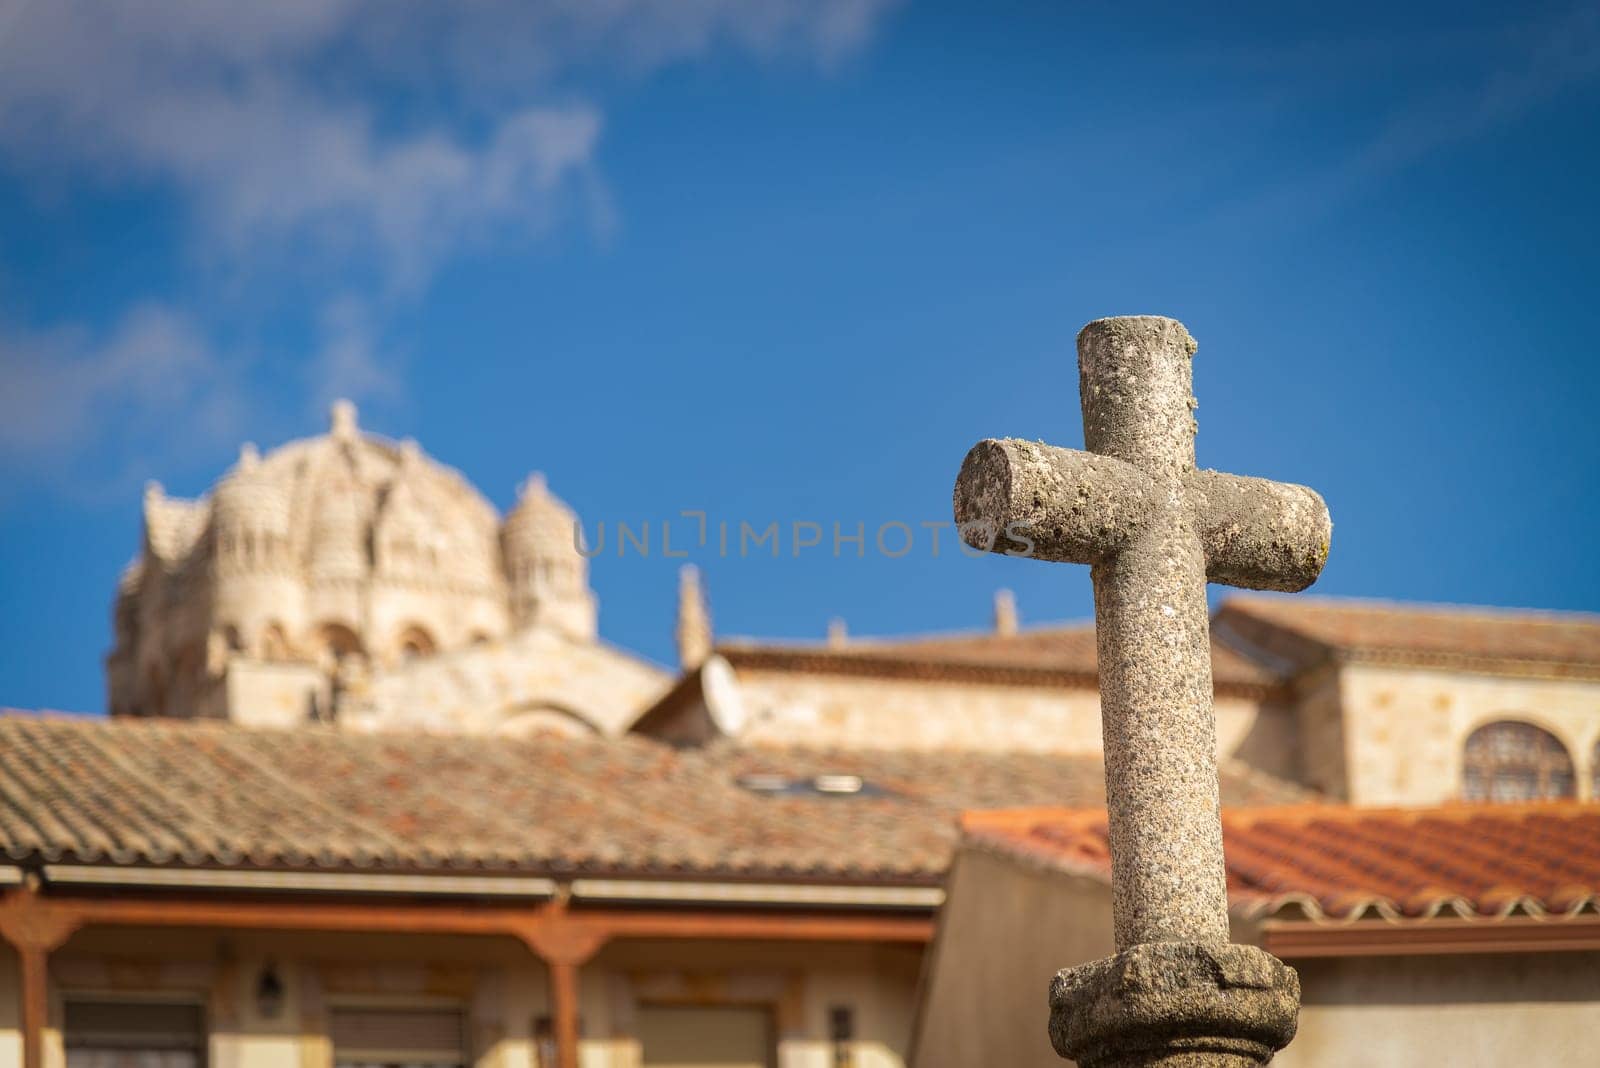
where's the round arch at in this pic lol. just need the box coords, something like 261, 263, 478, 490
1461, 719, 1575, 802
1592, 736, 1600, 801
311, 621, 365, 665
497, 703, 599, 739
393, 622, 439, 663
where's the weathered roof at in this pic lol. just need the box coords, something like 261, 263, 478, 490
1214, 596, 1600, 679
717, 623, 1278, 693
964, 803, 1600, 924
0, 713, 1306, 885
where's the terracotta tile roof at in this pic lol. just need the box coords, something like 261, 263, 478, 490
0, 713, 1307, 885
1214, 596, 1600, 679
718, 623, 1277, 693
963, 803, 1600, 924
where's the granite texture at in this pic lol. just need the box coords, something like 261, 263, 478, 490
1049, 942, 1300, 1068
953, 315, 1331, 948
953, 315, 1330, 1063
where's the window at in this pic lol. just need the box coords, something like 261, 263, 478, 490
331, 1006, 467, 1068
1462, 721, 1575, 802
637, 1005, 774, 1068
316, 622, 365, 663
64, 998, 206, 1068
394, 624, 438, 663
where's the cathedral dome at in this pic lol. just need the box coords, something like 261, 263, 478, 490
109, 398, 621, 729
207, 401, 504, 590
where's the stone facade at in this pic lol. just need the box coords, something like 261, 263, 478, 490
640, 580, 1600, 807
102, 402, 1599, 796
105, 401, 666, 734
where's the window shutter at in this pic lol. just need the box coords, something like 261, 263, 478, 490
330, 1007, 467, 1065
64, 1001, 205, 1050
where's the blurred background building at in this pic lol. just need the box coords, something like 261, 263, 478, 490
2, 413, 1597, 1068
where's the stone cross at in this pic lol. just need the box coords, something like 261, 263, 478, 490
952, 316, 1330, 1068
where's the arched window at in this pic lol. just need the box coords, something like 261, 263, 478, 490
394, 623, 438, 662
314, 622, 365, 667
1462, 721, 1575, 802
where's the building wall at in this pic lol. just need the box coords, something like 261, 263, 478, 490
1341, 664, 1600, 804
731, 670, 1280, 766
2, 928, 919, 1068
916, 849, 1600, 1068
911, 849, 1116, 1068
345, 629, 669, 736
1288, 664, 1348, 799
1282, 952, 1600, 1067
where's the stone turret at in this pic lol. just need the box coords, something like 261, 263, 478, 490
211, 444, 291, 575
676, 565, 712, 669
994, 588, 1018, 636
501, 473, 597, 641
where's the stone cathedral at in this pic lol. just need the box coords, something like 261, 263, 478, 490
105, 401, 666, 735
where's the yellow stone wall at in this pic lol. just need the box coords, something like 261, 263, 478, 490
914, 846, 1600, 1068
730, 669, 1282, 768
1282, 953, 1600, 1067
1340, 663, 1600, 804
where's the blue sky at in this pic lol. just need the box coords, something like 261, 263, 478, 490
2, 0, 1598, 713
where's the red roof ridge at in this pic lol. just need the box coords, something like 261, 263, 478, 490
1222, 798, 1600, 830
960, 802, 1600, 926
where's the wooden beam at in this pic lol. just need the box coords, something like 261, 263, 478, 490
1264, 916, 1600, 959
0, 885, 933, 1068
0, 884, 82, 1068
547, 957, 581, 1068
0, 889, 934, 947
18, 944, 46, 1068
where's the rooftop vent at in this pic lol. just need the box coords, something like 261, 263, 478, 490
736, 773, 889, 798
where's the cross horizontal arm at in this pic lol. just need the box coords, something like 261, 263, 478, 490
1185, 469, 1331, 592
953, 438, 1156, 563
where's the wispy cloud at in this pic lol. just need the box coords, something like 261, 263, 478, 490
0, 0, 899, 490
1196, 4, 1600, 236
0, 0, 894, 287
0, 304, 244, 485
307, 297, 403, 416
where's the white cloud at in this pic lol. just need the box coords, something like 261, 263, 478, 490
0, 0, 897, 286
0, 304, 242, 471
0, 0, 899, 486
1194, 4, 1600, 237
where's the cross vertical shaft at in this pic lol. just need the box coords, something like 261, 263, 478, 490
953, 315, 1330, 1067
1080, 318, 1230, 948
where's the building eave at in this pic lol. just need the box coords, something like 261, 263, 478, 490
1261, 915, 1600, 958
